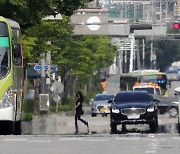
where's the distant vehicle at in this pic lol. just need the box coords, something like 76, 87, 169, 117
157, 97, 179, 118
110, 91, 159, 133
120, 69, 168, 96
91, 93, 115, 117
174, 87, 180, 134
166, 70, 180, 81
133, 82, 161, 95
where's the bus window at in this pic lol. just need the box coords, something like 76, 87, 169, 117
13, 44, 22, 65
0, 22, 8, 36
0, 37, 10, 78
120, 76, 137, 91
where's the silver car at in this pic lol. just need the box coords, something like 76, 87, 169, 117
91, 93, 115, 117
166, 70, 180, 81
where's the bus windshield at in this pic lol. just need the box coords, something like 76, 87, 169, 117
140, 74, 167, 83
120, 70, 168, 96
0, 22, 10, 78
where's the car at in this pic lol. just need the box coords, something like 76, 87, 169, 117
166, 70, 180, 81
91, 93, 115, 117
110, 91, 159, 133
154, 86, 179, 118
133, 82, 161, 95
174, 87, 180, 134
157, 96, 179, 118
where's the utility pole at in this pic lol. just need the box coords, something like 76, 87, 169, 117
142, 39, 145, 69
129, 33, 135, 72
40, 56, 46, 94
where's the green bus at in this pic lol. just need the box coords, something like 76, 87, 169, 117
0, 16, 24, 134
120, 69, 168, 96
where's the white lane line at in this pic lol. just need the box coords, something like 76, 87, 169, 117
146, 150, 156, 153
59, 138, 84, 141
145, 138, 159, 154
172, 137, 180, 140
4, 139, 27, 142
28, 140, 52, 143
115, 137, 140, 140
85, 139, 109, 142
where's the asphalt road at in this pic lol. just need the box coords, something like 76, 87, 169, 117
1, 74, 180, 154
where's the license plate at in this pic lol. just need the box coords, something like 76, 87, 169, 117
100, 107, 109, 112
127, 114, 140, 119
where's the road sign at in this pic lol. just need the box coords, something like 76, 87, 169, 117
51, 66, 57, 72
34, 65, 41, 70
45, 65, 49, 70
34, 65, 57, 72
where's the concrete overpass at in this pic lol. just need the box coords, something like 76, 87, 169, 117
70, 8, 167, 38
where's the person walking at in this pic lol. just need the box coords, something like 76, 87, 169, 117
73, 91, 89, 134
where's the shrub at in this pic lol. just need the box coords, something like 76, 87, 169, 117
24, 99, 34, 112
22, 112, 33, 121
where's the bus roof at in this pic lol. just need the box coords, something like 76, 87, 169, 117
120, 69, 166, 77
0, 16, 20, 29
7, 18, 20, 29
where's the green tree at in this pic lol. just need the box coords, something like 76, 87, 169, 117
155, 40, 180, 71
0, 0, 93, 29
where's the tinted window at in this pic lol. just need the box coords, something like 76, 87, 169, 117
134, 88, 154, 94
94, 95, 115, 101
167, 71, 178, 74
114, 92, 152, 103
0, 22, 8, 36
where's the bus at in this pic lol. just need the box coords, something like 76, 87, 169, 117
120, 69, 168, 96
0, 16, 23, 134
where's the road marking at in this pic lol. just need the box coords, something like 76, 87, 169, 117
4, 139, 27, 142
59, 138, 84, 141
115, 137, 140, 140
85, 139, 109, 142
145, 150, 157, 153
145, 138, 159, 154
172, 137, 180, 140
28, 140, 52, 143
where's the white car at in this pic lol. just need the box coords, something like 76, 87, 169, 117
91, 93, 115, 117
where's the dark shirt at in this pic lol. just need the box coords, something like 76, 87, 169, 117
76, 97, 83, 112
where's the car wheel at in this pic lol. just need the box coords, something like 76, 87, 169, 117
122, 124, 127, 132
110, 123, 117, 134
178, 115, 180, 134
169, 107, 178, 118
91, 113, 97, 117
149, 119, 158, 133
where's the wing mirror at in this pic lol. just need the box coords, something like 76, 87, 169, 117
153, 99, 160, 104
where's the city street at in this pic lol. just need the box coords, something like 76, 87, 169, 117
0, 74, 177, 154
1, 74, 180, 154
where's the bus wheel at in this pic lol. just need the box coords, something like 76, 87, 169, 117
14, 121, 22, 135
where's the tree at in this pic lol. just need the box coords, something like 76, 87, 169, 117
155, 40, 180, 71
0, 0, 93, 29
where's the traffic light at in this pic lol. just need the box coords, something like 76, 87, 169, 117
173, 23, 180, 29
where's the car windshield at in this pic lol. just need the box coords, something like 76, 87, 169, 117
167, 71, 178, 74
94, 94, 114, 101
134, 88, 154, 94
114, 92, 152, 104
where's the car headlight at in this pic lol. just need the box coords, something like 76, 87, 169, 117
0, 87, 13, 108
92, 104, 97, 108
147, 106, 155, 112
112, 108, 120, 113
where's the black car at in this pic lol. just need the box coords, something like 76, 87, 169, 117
110, 91, 159, 133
